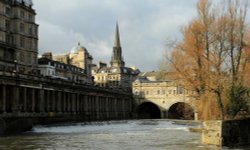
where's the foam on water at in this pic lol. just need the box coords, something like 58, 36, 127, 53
32, 120, 191, 134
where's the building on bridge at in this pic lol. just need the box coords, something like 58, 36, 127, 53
132, 75, 199, 120
0, 0, 38, 74
92, 23, 140, 91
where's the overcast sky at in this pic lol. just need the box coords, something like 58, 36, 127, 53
33, 0, 249, 72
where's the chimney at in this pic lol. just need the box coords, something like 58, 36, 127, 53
99, 61, 107, 68
42, 52, 53, 60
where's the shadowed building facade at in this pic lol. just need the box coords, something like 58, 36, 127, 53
0, 0, 38, 74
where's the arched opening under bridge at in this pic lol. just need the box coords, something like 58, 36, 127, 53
168, 102, 194, 120
137, 102, 161, 119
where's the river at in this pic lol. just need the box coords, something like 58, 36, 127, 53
0, 119, 249, 150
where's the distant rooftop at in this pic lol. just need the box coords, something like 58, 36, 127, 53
15, 0, 33, 7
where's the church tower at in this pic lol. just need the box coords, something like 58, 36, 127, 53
110, 23, 125, 67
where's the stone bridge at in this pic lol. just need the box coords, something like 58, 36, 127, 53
133, 80, 199, 120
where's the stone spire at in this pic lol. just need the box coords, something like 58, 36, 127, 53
114, 23, 121, 47
110, 23, 125, 67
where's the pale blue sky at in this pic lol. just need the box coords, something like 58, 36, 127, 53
33, 0, 249, 72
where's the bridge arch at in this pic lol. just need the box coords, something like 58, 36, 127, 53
168, 102, 194, 120
136, 102, 161, 119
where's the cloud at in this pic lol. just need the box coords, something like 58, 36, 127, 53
38, 20, 113, 63
34, 0, 201, 71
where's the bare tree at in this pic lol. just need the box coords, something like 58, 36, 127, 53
165, 0, 250, 120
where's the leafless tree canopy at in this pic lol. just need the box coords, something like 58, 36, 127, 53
166, 0, 250, 120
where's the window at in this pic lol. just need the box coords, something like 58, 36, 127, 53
5, 34, 10, 44
20, 23, 24, 32
157, 90, 160, 95
169, 90, 172, 94
20, 52, 24, 63
6, 34, 14, 44
5, 7, 11, 15
162, 90, 165, 95
27, 53, 31, 64
0, 48, 4, 58
179, 88, 183, 94
28, 14, 33, 22
29, 39, 33, 49
20, 11, 25, 18
11, 35, 14, 44
5, 20, 10, 30
0, 32, 3, 41
20, 37, 25, 48
29, 26, 33, 35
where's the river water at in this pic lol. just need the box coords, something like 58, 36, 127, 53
0, 119, 249, 150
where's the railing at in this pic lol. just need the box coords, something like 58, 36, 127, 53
0, 69, 131, 95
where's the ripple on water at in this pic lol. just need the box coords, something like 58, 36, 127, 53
0, 120, 243, 150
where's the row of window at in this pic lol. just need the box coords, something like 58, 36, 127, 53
98, 81, 121, 88
135, 88, 195, 96
0, 48, 14, 60
5, 6, 34, 22
45, 61, 85, 74
1, 32, 37, 50
96, 75, 121, 81
18, 22, 38, 36
0, 49, 35, 65
4, 34, 37, 50
47, 70, 55, 76
0, 17, 37, 37
18, 52, 35, 65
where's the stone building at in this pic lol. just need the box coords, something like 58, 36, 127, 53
92, 24, 140, 91
38, 52, 91, 84
0, 0, 38, 74
52, 43, 93, 83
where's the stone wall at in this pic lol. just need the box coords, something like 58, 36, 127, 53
202, 118, 250, 147
201, 120, 222, 146
222, 119, 250, 146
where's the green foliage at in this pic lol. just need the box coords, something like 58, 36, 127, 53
227, 85, 249, 118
